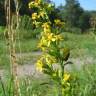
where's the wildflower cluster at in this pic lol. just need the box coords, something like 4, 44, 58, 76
29, 0, 71, 95
28, 0, 41, 8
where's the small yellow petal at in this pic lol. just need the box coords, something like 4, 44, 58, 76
64, 73, 70, 82
36, 60, 43, 72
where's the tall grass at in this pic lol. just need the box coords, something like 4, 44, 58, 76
1, 64, 96, 96
69, 64, 96, 96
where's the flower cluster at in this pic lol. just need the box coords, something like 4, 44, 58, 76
36, 54, 56, 72
54, 19, 64, 27
29, 0, 71, 95
28, 0, 41, 8
29, 0, 64, 71
38, 32, 63, 50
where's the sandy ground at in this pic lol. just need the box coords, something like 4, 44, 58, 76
0, 52, 96, 79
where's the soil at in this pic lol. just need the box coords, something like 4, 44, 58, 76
0, 52, 96, 79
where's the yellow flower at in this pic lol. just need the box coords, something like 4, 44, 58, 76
28, 2, 34, 8
44, 28, 51, 33
54, 19, 63, 26
32, 13, 38, 20
54, 34, 63, 41
29, 0, 41, 8
61, 73, 70, 85
35, 0, 41, 4
38, 43, 46, 51
34, 2, 39, 7
33, 21, 41, 27
45, 54, 56, 64
42, 22, 51, 29
47, 33, 56, 46
38, 36, 47, 50
38, 11, 46, 18
54, 19, 61, 23
63, 73, 70, 82
47, 33, 55, 41
36, 59, 43, 72
40, 36, 47, 45
42, 22, 52, 33
48, 3, 53, 8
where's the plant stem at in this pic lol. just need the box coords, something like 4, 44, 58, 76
59, 60, 64, 96
0, 76, 6, 96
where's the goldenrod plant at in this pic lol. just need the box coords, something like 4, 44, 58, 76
29, 0, 71, 95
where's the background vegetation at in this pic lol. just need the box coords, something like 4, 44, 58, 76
0, 0, 96, 96
0, 0, 96, 33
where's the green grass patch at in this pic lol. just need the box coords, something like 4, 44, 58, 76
1, 64, 96, 96
0, 39, 38, 68
0, 32, 96, 68
15, 39, 39, 53
62, 32, 96, 58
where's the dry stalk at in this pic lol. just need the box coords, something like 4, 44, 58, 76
5, 0, 21, 96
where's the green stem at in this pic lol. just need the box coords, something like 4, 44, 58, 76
0, 76, 6, 96
59, 60, 64, 96
61, 60, 64, 79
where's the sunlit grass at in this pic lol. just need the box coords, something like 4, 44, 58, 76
0, 32, 96, 68
62, 32, 96, 58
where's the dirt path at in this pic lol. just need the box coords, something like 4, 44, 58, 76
0, 52, 96, 78
14, 55, 96, 78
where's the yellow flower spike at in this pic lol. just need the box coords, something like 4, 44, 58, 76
63, 73, 70, 82
32, 13, 38, 20
36, 59, 43, 72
